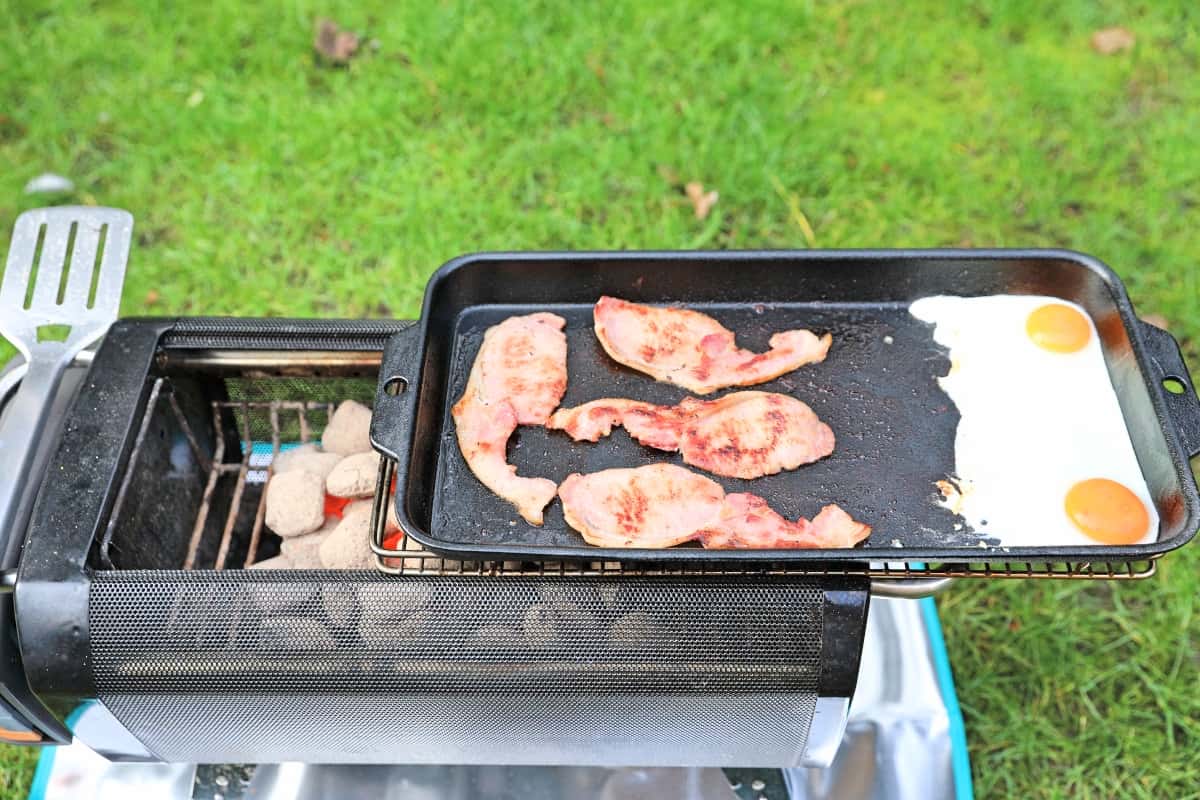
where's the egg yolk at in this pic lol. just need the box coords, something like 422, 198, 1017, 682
1064, 478, 1150, 544
1026, 304, 1091, 353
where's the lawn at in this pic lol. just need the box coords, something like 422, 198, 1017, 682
1, 0, 1198, 797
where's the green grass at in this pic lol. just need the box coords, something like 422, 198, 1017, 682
1, 1, 1198, 797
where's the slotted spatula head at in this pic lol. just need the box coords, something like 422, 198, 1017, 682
0, 206, 132, 551
0, 206, 132, 358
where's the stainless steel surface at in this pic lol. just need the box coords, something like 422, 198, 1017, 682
248, 765, 741, 800
0, 359, 25, 410
78, 763, 193, 800
785, 596, 958, 800
37, 717, 189, 800
0, 206, 131, 553
869, 577, 955, 599
0, 350, 93, 414
193, 764, 256, 800
69, 701, 157, 762
162, 349, 383, 373
800, 697, 851, 767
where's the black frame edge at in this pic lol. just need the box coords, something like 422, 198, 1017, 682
819, 578, 871, 698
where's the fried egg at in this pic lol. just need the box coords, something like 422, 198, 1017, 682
910, 295, 1157, 547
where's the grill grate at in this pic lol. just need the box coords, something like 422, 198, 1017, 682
128, 357, 1157, 581
188, 398, 337, 570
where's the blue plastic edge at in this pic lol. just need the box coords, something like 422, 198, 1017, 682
27, 701, 94, 800
252, 441, 299, 456
921, 597, 975, 800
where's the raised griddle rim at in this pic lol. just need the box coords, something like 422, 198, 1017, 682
371, 248, 1200, 564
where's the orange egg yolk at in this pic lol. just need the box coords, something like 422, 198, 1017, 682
1026, 304, 1091, 353
1064, 478, 1150, 544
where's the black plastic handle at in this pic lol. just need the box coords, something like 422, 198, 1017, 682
1138, 320, 1200, 459
369, 326, 424, 529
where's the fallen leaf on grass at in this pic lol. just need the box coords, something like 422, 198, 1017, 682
1091, 27, 1135, 55
657, 164, 681, 186
0, 114, 26, 143
314, 18, 360, 65
144, 289, 161, 306
585, 52, 606, 83
684, 181, 719, 220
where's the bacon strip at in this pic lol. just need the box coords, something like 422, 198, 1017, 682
697, 494, 871, 549
548, 391, 834, 479
593, 296, 831, 394
451, 313, 567, 525
558, 463, 871, 550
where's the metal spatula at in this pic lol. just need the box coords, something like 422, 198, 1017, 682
0, 207, 132, 545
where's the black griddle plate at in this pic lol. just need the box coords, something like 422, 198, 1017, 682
434, 303, 977, 552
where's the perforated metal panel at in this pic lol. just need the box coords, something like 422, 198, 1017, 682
161, 317, 408, 351
99, 694, 819, 765
90, 572, 825, 765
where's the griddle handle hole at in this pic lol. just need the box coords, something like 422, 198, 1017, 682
384, 376, 409, 396
1162, 377, 1188, 396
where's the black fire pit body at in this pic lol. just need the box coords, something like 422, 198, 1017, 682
12, 317, 870, 765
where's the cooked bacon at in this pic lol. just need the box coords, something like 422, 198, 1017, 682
469, 312, 569, 425
593, 296, 832, 394
453, 397, 558, 526
547, 391, 834, 479
451, 313, 567, 525
558, 463, 871, 549
558, 464, 727, 549
696, 494, 871, 549
548, 398, 681, 449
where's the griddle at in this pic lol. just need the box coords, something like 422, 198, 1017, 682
370, 249, 1200, 564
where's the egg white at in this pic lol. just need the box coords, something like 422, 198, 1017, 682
909, 295, 1158, 547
